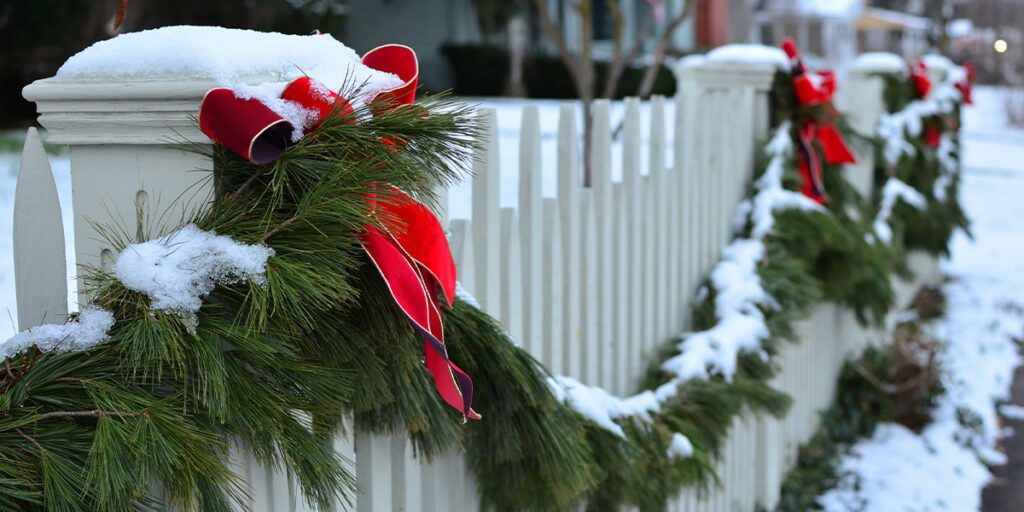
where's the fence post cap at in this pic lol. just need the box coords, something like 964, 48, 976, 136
849, 52, 906, 76
21, 74, 273, 145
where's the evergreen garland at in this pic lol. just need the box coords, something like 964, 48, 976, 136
0, 62, 973, 512
874, 73, 970, 257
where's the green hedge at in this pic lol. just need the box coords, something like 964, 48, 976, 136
440, 43, 677, 99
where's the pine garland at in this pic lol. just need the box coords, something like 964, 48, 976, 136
874, 73, 970, 257
0, 63, 972, 512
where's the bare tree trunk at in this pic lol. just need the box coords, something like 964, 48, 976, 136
533, 0, 598, 186
506, 15, 528, 96
636, 0, 693, 99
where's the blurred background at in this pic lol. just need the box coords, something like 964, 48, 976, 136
2, 0, 1023, 130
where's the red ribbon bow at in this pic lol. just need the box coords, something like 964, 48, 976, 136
909, 60, 945, 148
910, 60, 932, 100
199, 44, 479, 421
781, 39, 857, 204
955, 61, 975, 106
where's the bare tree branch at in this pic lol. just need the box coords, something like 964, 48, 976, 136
636, 0, 693, 99
600, 0, 627, 98
532, 0, 587, 100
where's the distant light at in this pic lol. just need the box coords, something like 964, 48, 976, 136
995, 39, 1009, 53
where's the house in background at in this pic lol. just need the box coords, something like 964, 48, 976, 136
342, 0, 741, 92
855, 7, 930, 58
754, 0, 865, 67
753, 0, 932, 68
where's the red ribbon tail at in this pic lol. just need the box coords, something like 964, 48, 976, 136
798, 124, 827, 204
817, 125, 857, 165
362, 227, 477, 420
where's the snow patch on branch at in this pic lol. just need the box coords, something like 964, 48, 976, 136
667, 433, 694, 459
873, 179, 927, 244
660, 239, 772, 382
738, 122, 823, 239
0, 307, 115, 360
547, 376, 660, 438
115, 224, 274, 327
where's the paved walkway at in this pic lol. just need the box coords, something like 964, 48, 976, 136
982, 359, 1024, 511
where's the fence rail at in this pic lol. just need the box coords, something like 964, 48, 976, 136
16, 51, 938, 511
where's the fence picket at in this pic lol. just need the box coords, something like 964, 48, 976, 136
580, 189, 601, 385
500, 208, 524, 344
558, 103, 584, 380
450, 219, 475, 296
519, 106, 545, 359
543, 199, 565, 374
591, 100, 616, 390
650, 96, 671, 347
14, 127, 67, 329
473, 109, 501, 316
621, 98, 644, 392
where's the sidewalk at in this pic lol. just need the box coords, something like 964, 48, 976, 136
983, 363, 1024, 510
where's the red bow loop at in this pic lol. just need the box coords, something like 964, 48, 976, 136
956, 62, 975, 105
199, 89, 294, 165
911, 61, 932, 99
281, 76, 354, 130
362, 44, 419, 109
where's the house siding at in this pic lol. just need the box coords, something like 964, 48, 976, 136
345, 0, 480, 91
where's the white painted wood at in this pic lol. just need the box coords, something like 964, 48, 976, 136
542, 200, 565, 374
450, 219, 475, 297
519, 106, 545, 361
500, 208, 525, 345
391, 437, 422, 512
558, 103, 584, 380
472, 109, 502, 316
580, 189, 602, 385
355, 433, 393, 512
67, 145, 212, 303
622, 98, 644, 393
649, 96, 671, 350
591, 100, 615, 391
14, 127, 68, 329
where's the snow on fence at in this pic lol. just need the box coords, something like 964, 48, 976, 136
16, 52, 938, 511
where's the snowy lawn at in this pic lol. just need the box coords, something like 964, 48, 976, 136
447, 98, 676, 219
817, 86, 1024, 511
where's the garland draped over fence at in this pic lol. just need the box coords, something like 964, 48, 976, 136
0, 39, 970, 512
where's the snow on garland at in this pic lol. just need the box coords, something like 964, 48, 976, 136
0, 307, 114, 361
545, 120, 812, 447
878, 63, 966, 168
114, 224, 274, 327
873, 178, 927, 244
0, 225, 273, 360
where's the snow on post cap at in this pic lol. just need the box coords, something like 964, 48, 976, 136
851, 52, 906, 74
55, 25, 402, 94
705, 44, 787, 70
776, 0, 865, 18
922, 54, 955, 74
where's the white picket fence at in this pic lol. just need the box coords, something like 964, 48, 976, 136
16, 51, 939, 511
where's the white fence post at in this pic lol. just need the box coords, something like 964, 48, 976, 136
836, 52, 905, 199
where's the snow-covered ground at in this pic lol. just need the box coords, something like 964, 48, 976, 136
446, 98, 676, 219
818, 87, 1024, 511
